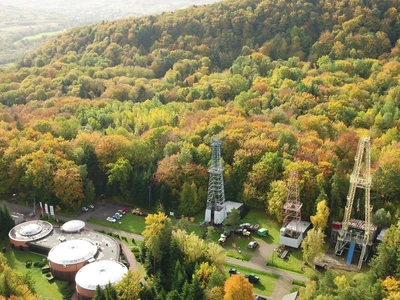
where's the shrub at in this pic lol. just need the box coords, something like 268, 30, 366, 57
131, 238, 136, 245
26, 260, 32, 268
60, 283, 74, 300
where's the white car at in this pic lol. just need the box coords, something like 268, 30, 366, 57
106, 217, 116, 223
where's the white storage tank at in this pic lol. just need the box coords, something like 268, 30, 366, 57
48, 239, 98, 281
75, 260, 128, 300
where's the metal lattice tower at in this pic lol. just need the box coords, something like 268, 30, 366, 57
283, 171, 302, 232
206, 139, 226, 208
335, 136, 372, 269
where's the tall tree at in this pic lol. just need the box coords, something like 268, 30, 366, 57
115, 270, 143, 300
224, 274, 253, 300
301, 228, 325, 267
310, 199, 330, 231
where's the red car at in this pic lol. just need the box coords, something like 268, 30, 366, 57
121, 207, 129, 213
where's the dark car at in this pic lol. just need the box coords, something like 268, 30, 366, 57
240, 223, 251, 230
229, 268, 240, 275
223, 229, 232, 238
245, 274, 260, 284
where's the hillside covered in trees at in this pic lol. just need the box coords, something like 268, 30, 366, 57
0, 0, 398, 227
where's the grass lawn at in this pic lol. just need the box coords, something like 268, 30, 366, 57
1, 240, 67, 299
89, 213, 146, 234
224, 262, 278, 296
241, 210, 281, 244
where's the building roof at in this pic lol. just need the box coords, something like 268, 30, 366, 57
282, 291, 299, 300
75, 260, 128, 290
377, 228, 388, 241
28, 227, 119, 261
48, 239, 98, 265
9, 220, 53, 242
225, 201, 243, 212
61, 220, 85, 233
285, 220, 311, 233
348, 219, 378, 232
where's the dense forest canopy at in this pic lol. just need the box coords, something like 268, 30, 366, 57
0, 0, 398, 225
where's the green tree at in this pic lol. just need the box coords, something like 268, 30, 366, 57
222, 207, 241, 234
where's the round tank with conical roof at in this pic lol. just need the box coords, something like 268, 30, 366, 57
48, 239, 98, 281
75, 260, 128, 300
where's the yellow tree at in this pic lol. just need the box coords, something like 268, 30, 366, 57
115, 270, 143, 300
301, 228, 326, 266
224, 274, 253, 300
267, 180, 287, 223
142, 212, 172, 274
310, 200, 330, 231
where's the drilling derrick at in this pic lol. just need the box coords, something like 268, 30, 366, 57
205, 139, 226, 225
334, 136, 373, 270
283, 171, 302, 233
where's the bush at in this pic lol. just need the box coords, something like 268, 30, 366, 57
60, 283, 74, 300
113, 233, 120, 239
131, 238, 136, 245
26, 260, 32, 268
293, 279, 306, 287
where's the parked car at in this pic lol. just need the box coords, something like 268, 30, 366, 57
82, 206, 89, 212
121, 207, 129, 213
228, 268, 240, 275
243, 229, 251, 237
248, 241, 259, 249
112, 214, 121, 220
257, 228, 268, 237
106, 217, 116, 223
240, 223, 251, 230
218, 233, 227, 244
115, 212, 123, 217
118, 209, 126, 215
88, 205, 95, 210
249, 224, 260, 232
245, 274, 260, 284
223, 229, 232, 238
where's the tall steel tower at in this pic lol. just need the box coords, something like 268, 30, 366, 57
282, 171, 302, 234
335, 136, 372, 269
205, 139, 226, 224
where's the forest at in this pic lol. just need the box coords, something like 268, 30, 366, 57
0, 0, 398, 226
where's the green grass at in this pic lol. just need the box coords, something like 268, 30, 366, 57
226, 249, 252, 261
224, 262, 278, 296
89, 213, 146, 234
1, 240, 66, 299
241, 210, 282, 244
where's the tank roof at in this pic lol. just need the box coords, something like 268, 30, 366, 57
9, 220, 53, 242
48, 239, 98, 265
75, 260, 128, 290
61, 220, 85, 233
